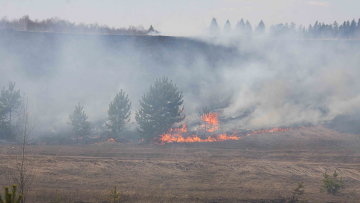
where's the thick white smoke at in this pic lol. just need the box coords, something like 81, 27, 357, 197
1, 30, 360, 135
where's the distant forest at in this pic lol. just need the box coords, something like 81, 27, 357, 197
210, 18, 360, 39
0, 15, 158, 35
1, 15, 359, 38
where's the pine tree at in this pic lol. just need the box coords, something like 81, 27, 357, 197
245, 20, 253, 35
107, 90, 131, 138
333, 21, 339, 37
256, 20, 266, 34
209, 18, 220, 35
69, 103, 90, 142
224, 20, 231, 33
236, 19, 247, 36
0, 102, 5, 125
135, 78, 184, 143
0, 82, 22, 140
357, 19, 360, 37
350, 19, 357, 36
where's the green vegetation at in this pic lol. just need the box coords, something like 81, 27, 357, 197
321, 170, 344, 195
107, 90, 131, 139
136, 78, 184, 143
69, 103, 91, 142
0, 82, 22, 140
0, 185, 23, 203
109, 186, 121, 203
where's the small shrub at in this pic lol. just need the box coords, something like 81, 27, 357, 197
109, 186, 121, 203
321, 170, 344, 195
0, 185, 23, 203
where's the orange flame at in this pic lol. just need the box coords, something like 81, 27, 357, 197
159, 112, 290, 144
160, 134, 240, 144
160, 113, 239, 144
201, 112, 219, 132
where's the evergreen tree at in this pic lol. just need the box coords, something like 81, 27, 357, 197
333, 21, 339, 37
0, 102, 6, 139
147, 25, 159, 34
245, 20, 253, 35
209, 18, 220, 35
345, 21, 351, 37
148, 25, 155, 33
357, 19, 360, 37
236, 19, 246, 36
314, 21, 320, 35
350, 19, 357, 36
236, 19, 245, 30
224, 20, 231, 33
256, 20, 266, 34
0, 82, 22, 140
107, 90, 131, 138
135, 78, 184, 143
69, 103, 90, 142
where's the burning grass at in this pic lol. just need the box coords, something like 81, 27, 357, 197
160, 112, 290, 144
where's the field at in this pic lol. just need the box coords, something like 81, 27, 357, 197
1, 126, 360, 202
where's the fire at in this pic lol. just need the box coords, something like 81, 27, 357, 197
159, 112, 291, 144
201, 112, 219, 132
167, 124, 188, 133
160, 112, 240, 144
160, 134, 240, 144
159, 124, 239, 144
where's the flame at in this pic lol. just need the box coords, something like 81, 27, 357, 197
201, 112, 219, 132
159, 112, 290, 144
160, 134, 240, 144
160, 113, 239, 144
168, 124, 188, 133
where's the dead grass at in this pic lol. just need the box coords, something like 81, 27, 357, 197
0, 126, 359, 202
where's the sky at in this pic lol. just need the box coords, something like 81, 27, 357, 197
0, 0, 359, 36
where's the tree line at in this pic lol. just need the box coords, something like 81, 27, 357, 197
0, 78, 184, 144
70, 77, 184, 143
0, 15, 158, 35
209, 17, 360, 39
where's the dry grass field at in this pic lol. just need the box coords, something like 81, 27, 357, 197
0, 126, 360, 202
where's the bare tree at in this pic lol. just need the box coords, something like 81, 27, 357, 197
8, 98, 34, 203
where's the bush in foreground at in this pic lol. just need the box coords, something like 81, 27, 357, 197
0, 185, 22, 203
321, 170, 344, 195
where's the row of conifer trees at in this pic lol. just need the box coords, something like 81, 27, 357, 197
0, 78, 184, 143
69, 77, 184, 143
209, 18, 360, 38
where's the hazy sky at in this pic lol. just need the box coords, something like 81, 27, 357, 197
0, 0, 359, 36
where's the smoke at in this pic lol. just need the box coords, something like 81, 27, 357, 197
1, 30, 360, 135
219, 38, 360, 129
